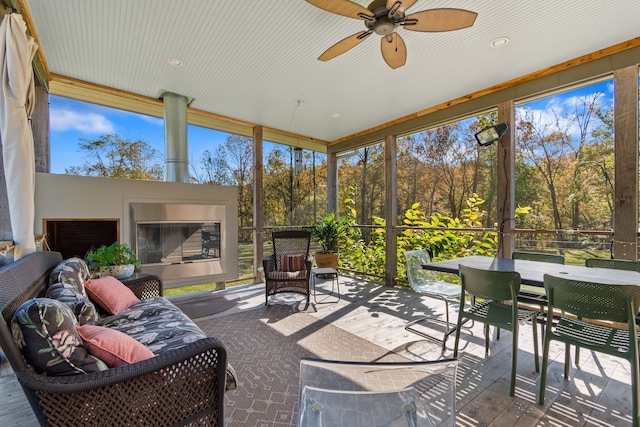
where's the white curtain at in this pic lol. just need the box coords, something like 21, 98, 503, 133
0, 13, 38, 259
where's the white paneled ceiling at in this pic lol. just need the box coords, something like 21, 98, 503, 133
22, 0, 640, 144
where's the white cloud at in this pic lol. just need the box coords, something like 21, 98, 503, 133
135, 113, 163, 126
50, 108, 115, 134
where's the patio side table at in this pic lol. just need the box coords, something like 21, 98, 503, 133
312, 267, 340, 303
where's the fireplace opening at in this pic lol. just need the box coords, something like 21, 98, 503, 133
44, 219, 119, 259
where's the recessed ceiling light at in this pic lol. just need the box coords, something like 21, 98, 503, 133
330, 113, 341, 119
490, 37, 510, 48
167, 58, 183, 67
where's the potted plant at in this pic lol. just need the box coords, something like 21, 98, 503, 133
310, 212, 348, 269
85, 242, 140, 279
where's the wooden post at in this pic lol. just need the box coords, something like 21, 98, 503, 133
327, 151, 338, 214
253, 125, 264, 281
385, 135, 397, 287
613, 66, 639, 260
32, 85, 49, 173
497, 100, 515, 258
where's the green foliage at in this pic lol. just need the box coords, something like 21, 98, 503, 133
85, 242, 140, 271
338, 188, 499, 280
310, 212, 348, 253
65, 133, 163, 180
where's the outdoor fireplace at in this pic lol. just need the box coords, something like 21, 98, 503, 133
130, 203, 226, 282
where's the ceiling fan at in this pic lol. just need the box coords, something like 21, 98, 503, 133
306, 0, 477, 69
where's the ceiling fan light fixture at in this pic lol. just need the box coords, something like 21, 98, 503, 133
375, 21, 395, 35
167, 58, 183, 67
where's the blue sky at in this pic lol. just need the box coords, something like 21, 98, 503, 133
49, 79, 616, 175
49, 95, 233, 175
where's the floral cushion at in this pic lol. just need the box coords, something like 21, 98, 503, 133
49, 257, 91, 297
46, 282, 99, 326
100, 297, 237, 390
11, 298, 107, 375
100, 297, 207, 354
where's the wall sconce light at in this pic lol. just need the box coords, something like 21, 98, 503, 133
474, 123, 509, 146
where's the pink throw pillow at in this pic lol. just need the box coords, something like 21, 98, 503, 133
85, 276, 141, 315
77, 324, 154, 367
280, 254, 306, 272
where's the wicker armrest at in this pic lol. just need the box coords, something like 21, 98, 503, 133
120, 274, 163, 299
17, 337, 226, 426
263, 255, 275, 273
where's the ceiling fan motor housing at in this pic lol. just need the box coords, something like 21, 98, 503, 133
365, 2, 405, 36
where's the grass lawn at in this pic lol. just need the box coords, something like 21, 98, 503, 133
165, 239, 324, 297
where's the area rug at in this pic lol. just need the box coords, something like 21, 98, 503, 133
174, 293, 240, 319
196, 304, 409, 427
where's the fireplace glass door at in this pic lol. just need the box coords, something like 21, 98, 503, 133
136, 221, 221, 265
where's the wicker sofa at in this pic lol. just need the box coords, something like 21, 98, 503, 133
0, 251, 228, 426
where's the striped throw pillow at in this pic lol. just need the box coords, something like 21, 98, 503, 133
280, 254, 306, 272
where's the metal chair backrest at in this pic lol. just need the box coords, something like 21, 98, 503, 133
459, 264, 520, 302
585, 257, 640, 272
272, 230, 311, 271
512, 251, 564, 264
544, 274, 640, 324
404, 249, 438, 290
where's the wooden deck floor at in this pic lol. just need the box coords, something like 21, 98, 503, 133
0, 274, 635, 426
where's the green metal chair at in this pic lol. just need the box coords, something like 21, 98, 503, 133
512, 250, 565, 343
512, 251, 565, 264
538, 274, 640, 427
585, 257, 640, 272
454, 265, 539, 397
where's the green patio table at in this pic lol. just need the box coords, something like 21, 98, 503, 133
422, 255, 640, 288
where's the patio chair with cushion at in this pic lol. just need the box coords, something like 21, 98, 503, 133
404, 249, 463, 352
454, 265, 539, 397
264, 230, 312, 305
298, 357, 458, 427
538, 274, 640, 426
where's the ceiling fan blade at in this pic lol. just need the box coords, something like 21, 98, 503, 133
380, 32, 406, 69
318, 31, 372, 61
306, 0, 374, 20
386, 0, 418, 15
404, 8, 477, 32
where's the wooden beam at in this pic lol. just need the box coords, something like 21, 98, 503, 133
253, 126, 264, 280
15, 0, 51, 88
497, 101, 515, 258
385, 134, 397, 287
48, 74, 329, 152
327, 152, 338, 214
331, 38, 640, 151
613, 65, 639, 260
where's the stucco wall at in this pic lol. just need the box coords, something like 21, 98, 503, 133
35, 173, 239, 286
